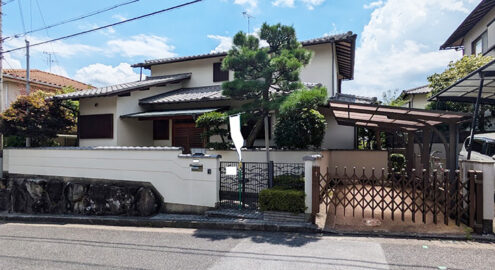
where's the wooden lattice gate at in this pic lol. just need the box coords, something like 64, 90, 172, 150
312, 166, 484, 230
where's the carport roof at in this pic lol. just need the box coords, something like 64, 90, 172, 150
328, 100, 471, 131
428, 59, 495, 105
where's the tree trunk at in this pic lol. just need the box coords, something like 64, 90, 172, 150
245, 116, 265, 148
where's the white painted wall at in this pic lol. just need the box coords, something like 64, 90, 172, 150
79, 97, 118, 146
462, 7, 495, 55
407, 94, 429, 109
299, 43, 336, 96
3, 148, 220, 208
321, 115, 355, 149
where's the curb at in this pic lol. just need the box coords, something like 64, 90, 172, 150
0, 213, 318, 234
320, 228, 495, 243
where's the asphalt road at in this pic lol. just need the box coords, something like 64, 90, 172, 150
0, 222, 493, 270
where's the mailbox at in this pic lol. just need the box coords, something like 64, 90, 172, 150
190, 160, 203, 172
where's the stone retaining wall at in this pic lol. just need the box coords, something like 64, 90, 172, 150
0, 174, 161, 216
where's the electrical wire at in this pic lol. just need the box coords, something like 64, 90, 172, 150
17, 0, 27, 34
6, 0, 140, 40
35, 0, 60, 70
2, 0, 15, 6
2, 0, 203, 55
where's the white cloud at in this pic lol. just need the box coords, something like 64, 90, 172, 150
207, 35, 233, 53
47, 65, 69, 77
2, 54, 22, 69
363, 1, 384, 9
271, 0, 324, 10
4, 36, 101, 59
233, 0, 258, 12
74, 63, 140, 87
345, 0, 476, 98
107, 34, 177, 59
272, 0, 294, 8
112, 14, 127, 21
301, 0, 325, 10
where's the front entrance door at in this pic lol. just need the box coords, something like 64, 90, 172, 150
173, 119, 204, 153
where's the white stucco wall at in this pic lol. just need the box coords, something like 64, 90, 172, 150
408, 94, 429, 109
3, 148, 220, 208
462, 7, 495, 55
208, 149, 319, 163
79, 97, 118, 147
321, 115, 355, 150
299, 43, 337, 96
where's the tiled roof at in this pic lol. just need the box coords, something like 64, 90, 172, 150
402, 85, 432, 95
330, 93, 378, 104
52, 73, 191, 100
132, 32, 357, 80
3, 69, 91, 90
139, 85, 226, 105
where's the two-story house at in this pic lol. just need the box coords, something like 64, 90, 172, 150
440, 0, 495, 56
53, 32, 359, 153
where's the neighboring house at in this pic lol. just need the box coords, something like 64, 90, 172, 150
400, 85, 432, 109
53, 32, 359, 153
1, 69, 91, 111
440, 0, 495, 56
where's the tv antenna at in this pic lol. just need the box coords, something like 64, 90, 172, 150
242, 11, 254, 34
43, 51, 56, 72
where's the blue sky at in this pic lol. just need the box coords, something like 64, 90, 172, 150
2, 0, 481, 97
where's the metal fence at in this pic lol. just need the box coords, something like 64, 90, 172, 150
219, 161, 305, 209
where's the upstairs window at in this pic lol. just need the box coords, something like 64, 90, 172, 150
472, 32, 488, 55
213, 62, 229, 82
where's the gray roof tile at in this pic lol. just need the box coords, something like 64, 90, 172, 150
403, 85, 432, 95
139, 85, 227, 104
52, 73, 191, 100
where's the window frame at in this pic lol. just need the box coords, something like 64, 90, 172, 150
472, 31, 488, 55
79, 114, 114, 139
213, 62, 229, 82
153, 119, 170, 140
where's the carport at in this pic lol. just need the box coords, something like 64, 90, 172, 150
327, 100, 471, 179
429, 58, 495, 160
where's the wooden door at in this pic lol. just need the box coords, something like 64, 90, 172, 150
173, 120, 204, 153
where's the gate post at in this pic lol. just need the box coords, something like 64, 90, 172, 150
461, 160, 494, 234
303, 155, 321, 223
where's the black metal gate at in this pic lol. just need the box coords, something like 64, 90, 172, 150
219, 161, 305, 209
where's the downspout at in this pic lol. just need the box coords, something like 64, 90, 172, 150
331, 43, 335, 97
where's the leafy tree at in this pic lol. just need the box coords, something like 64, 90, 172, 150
427, 54, 494, 131
274, 87, 327, 149
195, 111, 231, 150
382, 89, 407, 107
222, 23, 312, 147
0, 89, 77, 147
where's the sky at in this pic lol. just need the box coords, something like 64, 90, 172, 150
1, 0, 482, 98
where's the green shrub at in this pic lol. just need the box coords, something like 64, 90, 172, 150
390, 153, 406, 172
195, 111, 230, 150
259, 188, 306, 213
273, 175, 305, 191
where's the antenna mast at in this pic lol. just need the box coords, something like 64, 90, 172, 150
242, 11, 254, 34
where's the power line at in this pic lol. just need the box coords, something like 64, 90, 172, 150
6, 0, 140, 40
2, 0, 203, 55
1, 0, 15, 6
17, 0, 26, 34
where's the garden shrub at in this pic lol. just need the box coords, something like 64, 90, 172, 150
275, 87, 327, 149
390, 153, 406, 172
273, 175, 305, 191
258, 188, 306, 213
195, 111, 231, 150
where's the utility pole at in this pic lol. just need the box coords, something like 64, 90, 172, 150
25, 39, 31, 147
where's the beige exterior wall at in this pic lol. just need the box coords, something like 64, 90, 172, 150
318, 150, 389, 177
3, 148, 221, 208
407, 93, 429, 109
462, 7, 495, 55
1, 81, 24, 111
79, 97, 118, 147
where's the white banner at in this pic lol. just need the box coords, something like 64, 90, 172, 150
229, 114, 244, 161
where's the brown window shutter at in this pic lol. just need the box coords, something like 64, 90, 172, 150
79, 114, 113, 139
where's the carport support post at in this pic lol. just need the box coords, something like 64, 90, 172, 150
406, 132, 414, 173
467, 72, 484, 160
448, 122, 458, 182
422, 128, 431, 175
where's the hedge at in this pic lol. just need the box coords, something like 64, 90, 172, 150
258, 188, 306, 213
273, 175, 305, 191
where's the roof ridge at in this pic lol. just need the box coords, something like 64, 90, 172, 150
132, 32, 356, 68
3, 69, 91, 89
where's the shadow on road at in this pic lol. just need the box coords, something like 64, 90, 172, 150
192, 229, 321, 247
